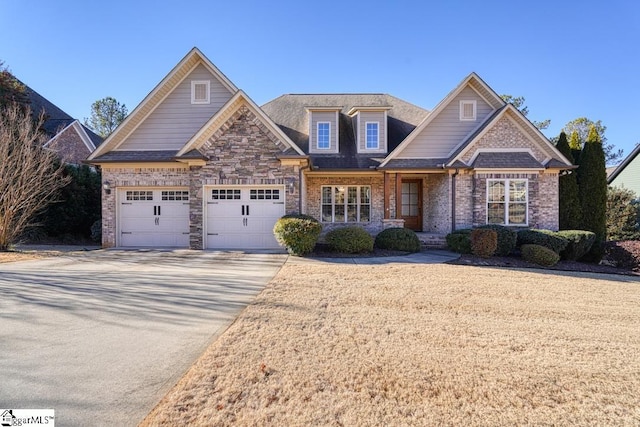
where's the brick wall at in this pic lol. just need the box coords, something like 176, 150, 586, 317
423, 174, 450, 233
305, 175, 385, 235
46, 125, 93, 165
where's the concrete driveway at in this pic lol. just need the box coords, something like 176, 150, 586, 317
0, 249, 287, 426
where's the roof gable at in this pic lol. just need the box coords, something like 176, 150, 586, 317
447, 105, 572, 168
380, 73, 505, 167
177, 90, 305, 157
44, 120, 99, 152
88, 47, 238, 160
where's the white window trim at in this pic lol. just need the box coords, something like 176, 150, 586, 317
365, 121, 380, 149
321, 185, 371, 223
486, 179, 528, 226
460, 100, 477, 121
191, 80, 210, 104
317, 122, 331, 150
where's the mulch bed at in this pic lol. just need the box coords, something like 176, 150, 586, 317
448, 253, 640, 276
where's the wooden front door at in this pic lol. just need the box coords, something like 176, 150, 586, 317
401, 179, 422, 231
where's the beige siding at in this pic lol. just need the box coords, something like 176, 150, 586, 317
610, 158, 640, 197
357, 111, 387, 153
118, 63, 234, 151
397, 86, 494, 158
309, 111, 339, 153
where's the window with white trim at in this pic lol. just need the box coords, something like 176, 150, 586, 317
211, 189, 240, 200
250, 189, 281, 200
191, 80, 210, 104
460, 100, 476, 121
317, 122, 330, 149
365, 122, 379, 149
126, 190, 153, 201
161, 190, 189, 201
487, 179, 528, 225
321, 186, 371, 223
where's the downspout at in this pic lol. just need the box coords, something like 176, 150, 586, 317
299, 162, 310, 214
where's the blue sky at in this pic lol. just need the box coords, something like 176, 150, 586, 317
1, 0, 638, 162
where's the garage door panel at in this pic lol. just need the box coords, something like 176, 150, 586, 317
119, 189, 189, 248
205, 187, 284, 250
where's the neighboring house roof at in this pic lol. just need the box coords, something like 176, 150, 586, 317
43, 120, 102, 152
608, 143, 640, 183
88, 47, 239, 161
261, 93, 428, 169
22, 80, 75, 137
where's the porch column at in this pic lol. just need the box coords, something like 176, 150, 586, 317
395, 173, 402, 219
384, 173, 390, 219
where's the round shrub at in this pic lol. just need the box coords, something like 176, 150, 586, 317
477, 224, 517, 256
555, 230, 596, 261
470, 228, 497, 258
516, 229, 569, 254
446, 229, 472, 254
273, 214, 322, 256
326, 226, 374, 254
603, 240, 640, 270
374, 228, 421, 253
521, 244, 560, 266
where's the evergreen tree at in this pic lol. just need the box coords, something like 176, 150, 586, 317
556, 132, 582, 229
576, 125, 608, 261
569, 131, 581, 163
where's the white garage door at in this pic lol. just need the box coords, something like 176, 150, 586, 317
206, 186, 285, 249
119, 189, 190, 247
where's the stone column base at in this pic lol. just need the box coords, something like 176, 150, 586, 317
382, 219, 405, 229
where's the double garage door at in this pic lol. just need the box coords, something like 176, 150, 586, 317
118, 186, 284, 249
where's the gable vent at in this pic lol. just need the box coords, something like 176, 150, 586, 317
460, 100, 476, 121
191, 80, 210, 104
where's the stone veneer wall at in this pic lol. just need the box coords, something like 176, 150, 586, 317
422, 174, 450, 233
101, 167, 190, 247
305, 175, 385, 236
471, 172, 559, 230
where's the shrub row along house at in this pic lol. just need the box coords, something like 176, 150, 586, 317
87, 48, 573, 250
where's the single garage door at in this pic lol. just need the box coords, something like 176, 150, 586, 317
205, 186, 285, 249
119, 189, 190, 247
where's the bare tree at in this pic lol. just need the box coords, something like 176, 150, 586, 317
0, 104, 70, 250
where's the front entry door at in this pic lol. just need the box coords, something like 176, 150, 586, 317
401, 180, 422, 231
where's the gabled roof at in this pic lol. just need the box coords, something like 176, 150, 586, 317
88, 47, 238, 161
177, 90, 305, 157
608, 143, 640, 183
446, 104, 573, 168
380, 72, 505, 167
43, 119, 103, 152
22, 80, 75, 137
261, 93, 428, 169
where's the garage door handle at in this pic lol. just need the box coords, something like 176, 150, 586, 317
242, 205, 245, 215
246, 205, 249, 215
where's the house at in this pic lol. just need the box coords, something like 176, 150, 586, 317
607, 143, 640, 198
24, 81, 103, 164
87, 47, 573, 250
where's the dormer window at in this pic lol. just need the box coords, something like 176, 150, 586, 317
317, 122, 331, 149
460, 100, 476, 121
191, 80, 210, 104
366, 122, 379, 149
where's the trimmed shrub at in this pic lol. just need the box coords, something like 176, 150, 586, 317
478, 224, 517, 256
603, 240, 640, 270
516, 229, 569, 254
470, 228, 497, 258
445, 229, 472, 254
555, 230, 595, 261
326, 226, 374, 254
273, 214, 322, 256
521, 244, 560, 266
375, 228, 421, 253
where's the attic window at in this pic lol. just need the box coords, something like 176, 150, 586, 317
460, 100, 476, 121
191, 80, 210, 104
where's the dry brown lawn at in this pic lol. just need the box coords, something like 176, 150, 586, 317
141, 262, 640, 426
0, 251, 53, 263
